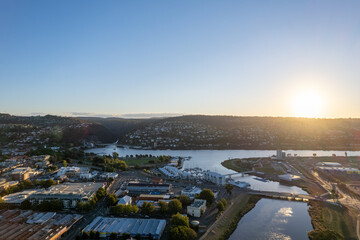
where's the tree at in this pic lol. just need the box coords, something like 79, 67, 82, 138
96, 187, 106, 199
170, 213, 189, 228
113, 152, 119, 159
106, 194, 117, 206
217, 201, 225, 212
109, 232, 117, 240
42, 179, 56, 188
225, 184, 234, 195
141, 202, 155, 215
159, 201, 168, 214
62, 160, 67, 167
198, 189, 215, 206
220, 198, 227, 207
168, 199, 183, 214
169, 226, 197, 240
177, 195, 191, 208
20, 199, 32, 210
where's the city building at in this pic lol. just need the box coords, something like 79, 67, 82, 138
11, 167, 31, 181
127, 182, 171, 194
83, 216, 166, 239
187, 199, 206, 217
317, 162, 342, 167
137, 194, 170, 201
3, 190, 41, 206
276, 149, 285, 160
29, 182, 104, 208
56, 167, 80, 178
0, 180, 19, 191
118, 195, 132, 205
0, 209, 82, 240
99, 172, 119, 179
203, 171, 226, 185
181, 186, 202, 200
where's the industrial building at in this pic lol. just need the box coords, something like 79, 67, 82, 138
83, 216, 166, 239
127, 182, 171, 194
3, 189, 41, 206
118, 195, 132, 205
187, 199, 206, 217
181, 186, 202, 199
0, 209, 82, 240
29, 182, 104, 208
203, 171, 226, 185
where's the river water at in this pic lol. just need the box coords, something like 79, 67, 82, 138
228, 198, 313, 240
86, 146, 360, 239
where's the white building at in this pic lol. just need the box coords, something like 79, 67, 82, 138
118, 195, 132, 205
203, 171, 226, 185
276, 149, 285, 160
317, 162, 342, 167
99, 172, 119, 179
181, 186, 202, 200
187, 199, 206, 217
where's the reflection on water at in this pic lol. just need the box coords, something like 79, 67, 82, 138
228, 199, 313, 240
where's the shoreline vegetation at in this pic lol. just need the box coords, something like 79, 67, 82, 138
203, 193, 261, 240
307, 200, 357, 240
221, 156, 359, 240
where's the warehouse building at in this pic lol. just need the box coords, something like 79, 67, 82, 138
0, 209, 82, 240
127, 182, 171, 194
29, 182, 104, 208
83, 216, 166, 239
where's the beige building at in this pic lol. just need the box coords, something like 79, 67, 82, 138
187, 199, 206, 217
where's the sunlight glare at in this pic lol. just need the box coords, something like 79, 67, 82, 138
292, 90, 324, 118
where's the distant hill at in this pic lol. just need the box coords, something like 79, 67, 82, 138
2, 114, 360, 150
118, 115, 360, 150
0, 114, 115, 145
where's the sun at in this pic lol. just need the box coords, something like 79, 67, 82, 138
292, 90, 324, 118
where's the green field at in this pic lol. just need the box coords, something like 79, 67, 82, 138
121, 157, 159, 166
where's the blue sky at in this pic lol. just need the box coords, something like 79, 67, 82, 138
1, 1, 360, 118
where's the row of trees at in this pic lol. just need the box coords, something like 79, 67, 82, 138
20, 199, 63, 211
110, 204, 139, 215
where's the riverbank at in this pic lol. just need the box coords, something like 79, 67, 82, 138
307, 200, 358, 240
200, 192, 261, 240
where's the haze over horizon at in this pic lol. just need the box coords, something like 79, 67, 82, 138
1, 1, 360, 118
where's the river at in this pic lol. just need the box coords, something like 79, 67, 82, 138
86, 145, 360, 239
228, 198, 313, 240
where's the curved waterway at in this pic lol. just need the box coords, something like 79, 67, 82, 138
86, 146, 358, 239
228, 199, 313, 240
86, 145, 360, 175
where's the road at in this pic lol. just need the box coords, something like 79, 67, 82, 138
63, 197, 107, 240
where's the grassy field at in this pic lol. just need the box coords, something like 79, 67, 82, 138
222, 158, 284, 175
122, 157, 159, 166
204, 193, 261, 240
308, 201, 357, 240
